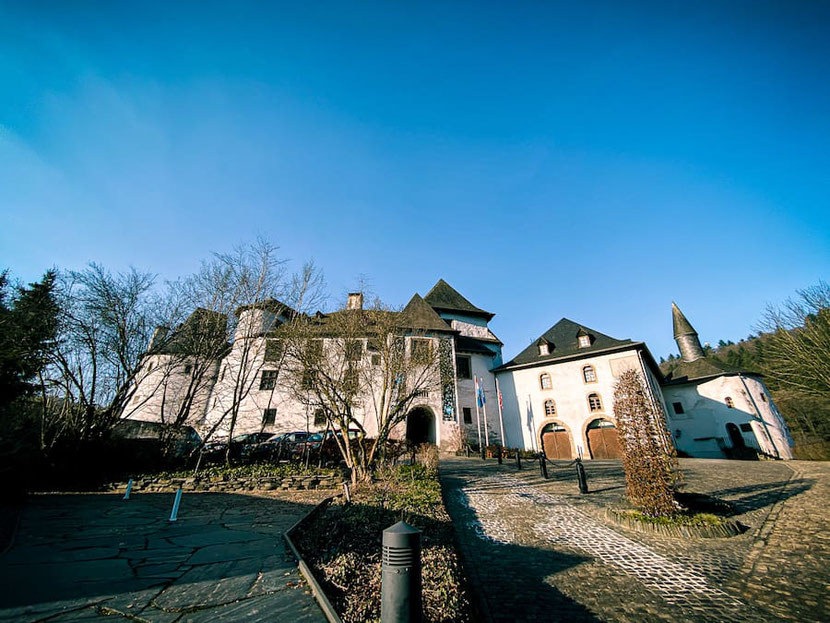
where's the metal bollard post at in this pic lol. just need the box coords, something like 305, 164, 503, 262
480, 444, 486, 460
575, 458, 588, 494
465, 444, 470, 458
516, 449, 522, 470
169, 488, 183, 522
497, 444, 502, 465
382, 521, 422, 623
343, 481, 352, 505
539, 452, 548, 479
123, 479, 133, 500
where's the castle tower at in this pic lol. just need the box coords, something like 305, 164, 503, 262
672, 302, 705, 363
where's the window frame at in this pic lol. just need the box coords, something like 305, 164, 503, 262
587, 392, 603, 412
539, 372, 552, 390
582, 365, 597, 383
543, 399, 556, 416
262, 408, 277, 426
672, 401, 685, 415
455, 355, 472, 380
259, 369, 278, 390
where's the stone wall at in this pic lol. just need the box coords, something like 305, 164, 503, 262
112, 473, 341, 494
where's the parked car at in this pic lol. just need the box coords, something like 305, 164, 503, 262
201, 432, 274, 462
295, 429, 361, 461
246, 431, 312, 462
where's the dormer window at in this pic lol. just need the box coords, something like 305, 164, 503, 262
537, 339, 551, 356
578, 334, 591, 348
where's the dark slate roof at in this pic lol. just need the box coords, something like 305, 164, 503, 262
672, 302, 698, 338
235, 298, 298, 319
495, 318, 636, 371
423, 279, 494, 320
455, 334, 496, 355
663, 357, 756, 385
155, 308, 230, 356
401, 294, 454, 332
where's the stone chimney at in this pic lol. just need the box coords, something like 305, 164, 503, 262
672, 302, 705, 363
347, 292, 364, 310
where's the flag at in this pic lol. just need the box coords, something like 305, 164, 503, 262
498, 385, 503, 411
477, 376, 486, 407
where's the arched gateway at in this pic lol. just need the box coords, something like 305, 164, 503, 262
406, 406, 436, 445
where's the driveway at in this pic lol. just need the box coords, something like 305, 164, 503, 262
440, 457, 829, 622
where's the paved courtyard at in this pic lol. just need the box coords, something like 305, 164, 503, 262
0, 492, 327, 622
440, 456, 830, 623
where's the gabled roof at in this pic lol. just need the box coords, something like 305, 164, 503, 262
401, 294, 454, 332
154, 308, 230, 356
663, 357, 757, 385
496, 318, 636, 371
235, 298, 298, 319
424, 279, 494, 320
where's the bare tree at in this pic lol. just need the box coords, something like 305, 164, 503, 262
280, 298, 442, 483
759, 281, 830, 398
613, 369, 681, 517
43, 264, 159, 446
182, 243, 326, 461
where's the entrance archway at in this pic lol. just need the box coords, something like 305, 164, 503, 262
586, 418, 621, 459
540, 421, 574, 460
406, 406, 436, 445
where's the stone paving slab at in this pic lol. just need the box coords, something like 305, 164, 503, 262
0, 492, 328, 622
440, 457, 830, 623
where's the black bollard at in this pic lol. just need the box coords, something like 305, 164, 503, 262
516, 448, 522, 470
465, 444, 470, 458
497, 444, 502, 465
481, 444, 486, 460
575, 457, 588, 493
539, 452, 548, 479
382, 521, 423, 623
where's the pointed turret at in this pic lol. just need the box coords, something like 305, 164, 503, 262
672, 302, 705, 363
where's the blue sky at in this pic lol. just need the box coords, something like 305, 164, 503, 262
1, 0, 828, 359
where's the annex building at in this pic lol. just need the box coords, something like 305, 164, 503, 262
126, 280, 794, 460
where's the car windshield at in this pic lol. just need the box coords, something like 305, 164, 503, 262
307, 433, 324, 442
267, 434, 284, 442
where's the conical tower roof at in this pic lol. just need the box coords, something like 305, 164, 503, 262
672, 302, 698, 338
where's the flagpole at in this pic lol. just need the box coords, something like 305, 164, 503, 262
480, 376, 490, 447
495, 377, 506, 447
474, 377, 483, 452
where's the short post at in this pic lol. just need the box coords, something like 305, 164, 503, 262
343, 481, 352, 505
465, 444, 470, 458
123, 479, 133, 500
169, 488, 183, 522
496, 444, 502, 465
382, 521, 422, 623
480, 444, 486, 461
516, 448, 522, 470
539, 452, 548, 479
575, 458, 588, 494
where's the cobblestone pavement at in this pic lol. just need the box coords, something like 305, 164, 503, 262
0, 492, 327, 622
440, 457, 830, 623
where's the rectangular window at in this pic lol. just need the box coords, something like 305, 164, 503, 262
259, 369, 278, 390
344, 367, 359, 394
463, 407, 472, 424
371, 354, 381, 366
345, 340, 363, 361
314, 409, 327, 426
265, 339, 283, 362
672, 402, 684, 415
740, 423, 753, 432
262, 408, 276, 426
456, 355, 472, 379
301, 369, 317, 390
183, 364, 193, 374
578, 335, 591, 348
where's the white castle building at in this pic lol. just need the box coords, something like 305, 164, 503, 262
126, 281, 794, 460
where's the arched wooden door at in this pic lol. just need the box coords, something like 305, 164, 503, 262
586, 419, 621, 459
541, 422, 573, 460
